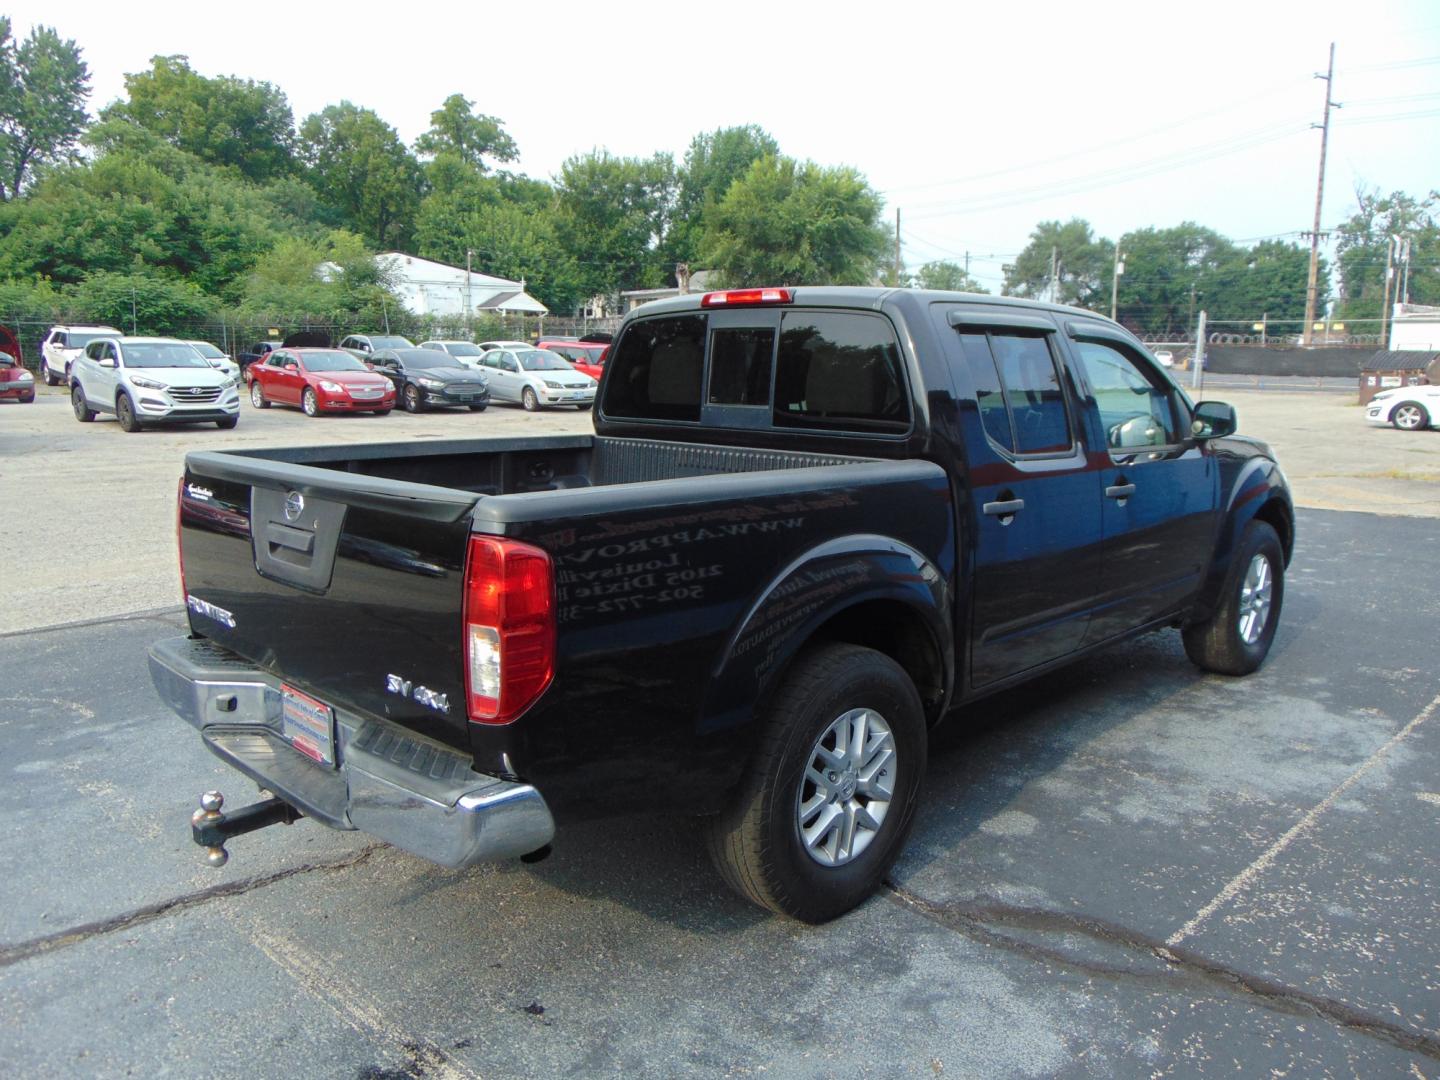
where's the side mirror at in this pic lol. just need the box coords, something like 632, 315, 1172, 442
1191, 401, 1236, 440
98, 357, 118, 369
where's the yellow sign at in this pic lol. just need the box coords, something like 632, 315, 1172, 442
1333, 322, 1344, 331
1312, 322, 1326, 331
268, 327, 281, 337
1252, 323, 1265, 331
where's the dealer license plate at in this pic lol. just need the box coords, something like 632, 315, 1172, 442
281, 683, 336, 767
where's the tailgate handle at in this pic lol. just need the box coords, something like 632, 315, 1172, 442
267, 522, 315, 556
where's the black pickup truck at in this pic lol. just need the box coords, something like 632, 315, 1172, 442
149, 286, 1293, 922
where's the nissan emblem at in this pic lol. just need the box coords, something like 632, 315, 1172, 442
284, 491, 305, 522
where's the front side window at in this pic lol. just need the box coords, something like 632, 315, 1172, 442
773, 312, 909, 431
955, 331, 1073, 455
1073, 340, 1181, 449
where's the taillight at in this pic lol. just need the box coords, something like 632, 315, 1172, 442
463, 536, 555, 725
700, 288, 793, 308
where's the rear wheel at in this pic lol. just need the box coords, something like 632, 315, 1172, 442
249, 382, 269, 409
116, 392, 141, 433
705, 643, 926, 923
521, 387, 539, 412
1391, 402, 1430, 431
1182, 520, 1284, 675
71, 385, 95, 422
302, 388, 320, 417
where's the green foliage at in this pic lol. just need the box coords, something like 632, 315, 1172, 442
554, 150, 677, 299
1004, 219, 1114, 310
914, 260, 987, 293
1207, 240, 1320, 325
667, 125, 778, 266
702, 155, 888, 287
414, 95, 517, 173
299, 102, 421, 249
1334, 188, 1439, 322
77, 268, 214, 334
0, 19, 90, 200
235, 229, 408, 333
102, 55, 295, 182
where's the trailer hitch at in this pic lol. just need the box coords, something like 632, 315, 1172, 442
190, 791, 303, 867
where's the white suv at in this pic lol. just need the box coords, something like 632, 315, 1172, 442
71, 337, 241, 432
40, 325, 124, 386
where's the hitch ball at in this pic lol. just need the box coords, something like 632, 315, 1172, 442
191, 791, 230, 866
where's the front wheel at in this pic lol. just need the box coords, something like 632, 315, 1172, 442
371, 408, 392, 416
249, 382, 269, 409
403, 384, 423, 413
42, 359, 60, 386
115, 392, 141, 433
521, 387, 539, 412
302, 388, 320, 417
468, 403, 487, 412
72, 385, 96, 422
705, 643, 926, 923
1391, 402, 1430, 431
215, 416, 238, 429
1182, 520, 1284, 676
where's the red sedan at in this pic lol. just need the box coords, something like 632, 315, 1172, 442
0, 324, 33, 403
247, 348, 396, 416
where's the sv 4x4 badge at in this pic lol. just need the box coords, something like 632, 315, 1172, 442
385, 673, 450, 714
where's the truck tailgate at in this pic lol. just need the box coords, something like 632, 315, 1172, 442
178, 451, 480, 751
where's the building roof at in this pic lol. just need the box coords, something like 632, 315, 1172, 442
1367, 350, 1440, 371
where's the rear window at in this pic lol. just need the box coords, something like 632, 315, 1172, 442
604, 309, 910, 433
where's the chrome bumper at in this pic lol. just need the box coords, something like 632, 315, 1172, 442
147, 636, 554, 868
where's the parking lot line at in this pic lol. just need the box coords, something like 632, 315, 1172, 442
1167, 687, 1440, 948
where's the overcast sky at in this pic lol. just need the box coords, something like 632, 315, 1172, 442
13, 0, 1440, 293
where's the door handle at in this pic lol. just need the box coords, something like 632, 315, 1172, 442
982, 498, 1025, 518
1105, 483, 1136, 500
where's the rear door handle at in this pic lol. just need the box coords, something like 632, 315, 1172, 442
982, 498, 1025, 517
1105, 483, 1136, 499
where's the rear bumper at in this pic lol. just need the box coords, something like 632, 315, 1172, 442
147, 635, 554, 867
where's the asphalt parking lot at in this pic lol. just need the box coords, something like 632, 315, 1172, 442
2, 382, 1438, 1077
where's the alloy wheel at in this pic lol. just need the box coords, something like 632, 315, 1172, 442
795, 708, 896, 867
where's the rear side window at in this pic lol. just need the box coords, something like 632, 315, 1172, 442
957, 331, 1073, 455
604, 314, 706, 422
773, 312, 909, 432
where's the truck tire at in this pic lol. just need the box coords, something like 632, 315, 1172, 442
1182, 520, 1284, 676
1391, 402, 1429, 431
705, 643, 926, 923
71, 384, 95, 422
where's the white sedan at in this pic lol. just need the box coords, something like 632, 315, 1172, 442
1365, 384, 1440, 431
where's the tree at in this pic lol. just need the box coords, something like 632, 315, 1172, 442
0, 19, 90, 201
553, 150, 676, 299
1003, 219, 1113, 310
1334, 187, 1439, 322
1112, 223, 1237, 334
299, 103, 421, 250
914, 260, 987, 293
667, 125, 779, 266
102, 55, 295, 183
701, 155, 888, 287
1206, 240, 1319, 325
413, 95, 517, 173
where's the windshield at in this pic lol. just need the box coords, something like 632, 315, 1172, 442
517, 349, 572, 371
68, 333, 118, 350
300, 350, 368, 372
190, 342, 227, 359
369, 336, 414, 350
444, 343, 482, 357
122, 343, 209, 369
393, 349, 454, 370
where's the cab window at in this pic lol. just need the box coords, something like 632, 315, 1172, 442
1072, 340, 1182, 449
955, 331, 1073, 455
772, 312, 909, 432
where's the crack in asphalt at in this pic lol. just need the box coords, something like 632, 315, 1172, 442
0, 844, 381, 969
0, 605, 186, 640
884, 882, 1440, 1061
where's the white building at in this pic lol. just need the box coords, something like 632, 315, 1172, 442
1389, 303, 1440, 351
369, 253, 549, 318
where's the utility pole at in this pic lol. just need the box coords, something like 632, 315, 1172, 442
1191, 310, 1207, 391
1188, 283, 1197, 327
1399, 236, 1412, 305
1049, 245, 1059, 304
1110, 247, 1124, 321
1380, 236, 1396, 348
1302, 43, 1338, 347
964, 250, 971, 279
894, 208, 902, 287
1260, 312, 1268, 346
465, 248, 474, 335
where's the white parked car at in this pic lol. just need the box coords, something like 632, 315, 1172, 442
40, 325, 123, 386
418, 340, 487, 369
71, 337, 241, 432
187, 340, 240, 380
1364, 385, 1440, 432
477, 346, 597, 410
